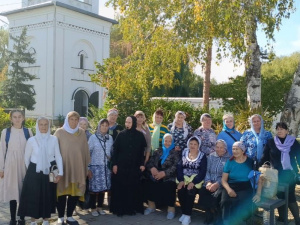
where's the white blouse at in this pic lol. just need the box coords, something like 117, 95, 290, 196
24, 135, 63, 176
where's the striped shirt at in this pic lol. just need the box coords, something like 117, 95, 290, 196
149, 124, 169, 148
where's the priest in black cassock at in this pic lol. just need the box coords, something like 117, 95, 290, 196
110, 116, 147, 216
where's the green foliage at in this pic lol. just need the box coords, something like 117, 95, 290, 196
57, 114, 65, 127
261, 52, 300, 78
88, 104, 111, 132
0, 27, 36, 110
24, 118, 36, 135
0, 107, 10, 132
88, 98, 225, 133
211, 52, 299, 117
210, 76, 247, 110
153, 61, 203, 97
0, 27, 8, 73
95, 0, 294, 112
233, 105, 273, 133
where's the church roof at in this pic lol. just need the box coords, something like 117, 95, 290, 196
0, 1, 118, 25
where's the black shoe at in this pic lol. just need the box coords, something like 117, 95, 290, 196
9, 221, 17, 225
66, 220, 79, 225
17, 220, 25, 225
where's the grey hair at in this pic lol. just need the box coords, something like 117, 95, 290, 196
216, 139, 228, 150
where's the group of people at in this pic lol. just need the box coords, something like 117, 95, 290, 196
0, 109, 299, 225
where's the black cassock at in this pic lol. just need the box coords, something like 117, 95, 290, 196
110, 117, 146, 216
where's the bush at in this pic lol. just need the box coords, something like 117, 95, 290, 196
88, 99, 225, 134
0, 107, 10, 132
24, 118, 37, 135
233, 104, 273, 134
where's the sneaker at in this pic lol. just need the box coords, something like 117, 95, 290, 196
57, 218, 66, 225
144, 208, 155, 215
42, 221, 49, 225
182, 215, 191, 225
91, 211, 99, 217
179, 214, 186, 222
31, 222, 37, 225
167, 211, 175, 220
98, 209, 106, 215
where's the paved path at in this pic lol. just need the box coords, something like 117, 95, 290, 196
1, 187, 300, 225
0, 203, 207, 225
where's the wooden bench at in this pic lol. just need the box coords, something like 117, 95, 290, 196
255, 183, 289, 225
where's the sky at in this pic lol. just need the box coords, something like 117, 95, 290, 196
1, 0, 300, 83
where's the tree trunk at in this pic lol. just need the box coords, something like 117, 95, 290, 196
280, 62, 300, 136
244, 19, 261, 110
203, 42, 212, 111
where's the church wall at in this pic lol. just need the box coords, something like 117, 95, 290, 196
6, 6, 56, 119
4, 4, 113, 119
53, 7, 112, 118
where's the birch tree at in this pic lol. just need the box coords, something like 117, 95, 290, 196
281, 62, 300, 136
93, 0, 294, 109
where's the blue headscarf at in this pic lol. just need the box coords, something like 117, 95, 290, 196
160, 133, 175, 164
222, 122, 235, 132
250, 114, 265, 161
222, 115, 235, 132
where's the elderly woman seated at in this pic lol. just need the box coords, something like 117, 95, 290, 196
221, 141, 262, 225
177, 136, 207, 225
198, 139, 230, 225
144, 134, 179, 220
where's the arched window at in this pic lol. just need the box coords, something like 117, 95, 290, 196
78, 50, 88, 69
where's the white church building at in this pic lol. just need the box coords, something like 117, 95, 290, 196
0, 0, 117, 120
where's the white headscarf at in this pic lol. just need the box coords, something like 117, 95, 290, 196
35, 117, 51, 175
170, 111, 189, 138
63, 112, 79, 134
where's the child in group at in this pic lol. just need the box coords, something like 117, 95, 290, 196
0, 110, 32, 225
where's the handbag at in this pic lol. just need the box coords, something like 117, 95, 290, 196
49, 165, 59, 182
259, 161, 278, 199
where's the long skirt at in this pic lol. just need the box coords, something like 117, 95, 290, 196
89, 165, 111, 192
18, 162, 57, 219
198, 185, 223, 209
220, 181, 254, 225
145, 179, 177, 207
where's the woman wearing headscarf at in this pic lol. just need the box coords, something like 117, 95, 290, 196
18, 117, 63, 225
167, 111, 193, 153
217, 114, 242, 155
79, 117, 92, 141
177, 136, 207, 225
149, 109, 169, 155
88, 119, 113, 217
198, 139, 230, 225
134, 111, 151, 164
260, 122, 300, 225
221, 141, 261, 225
193, 113, 217, 156
110, 116, 146, 216
107, 108, 123, 141
144, 133, 179, 220
54, 111, 90, 225
240, 114, 272, 163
